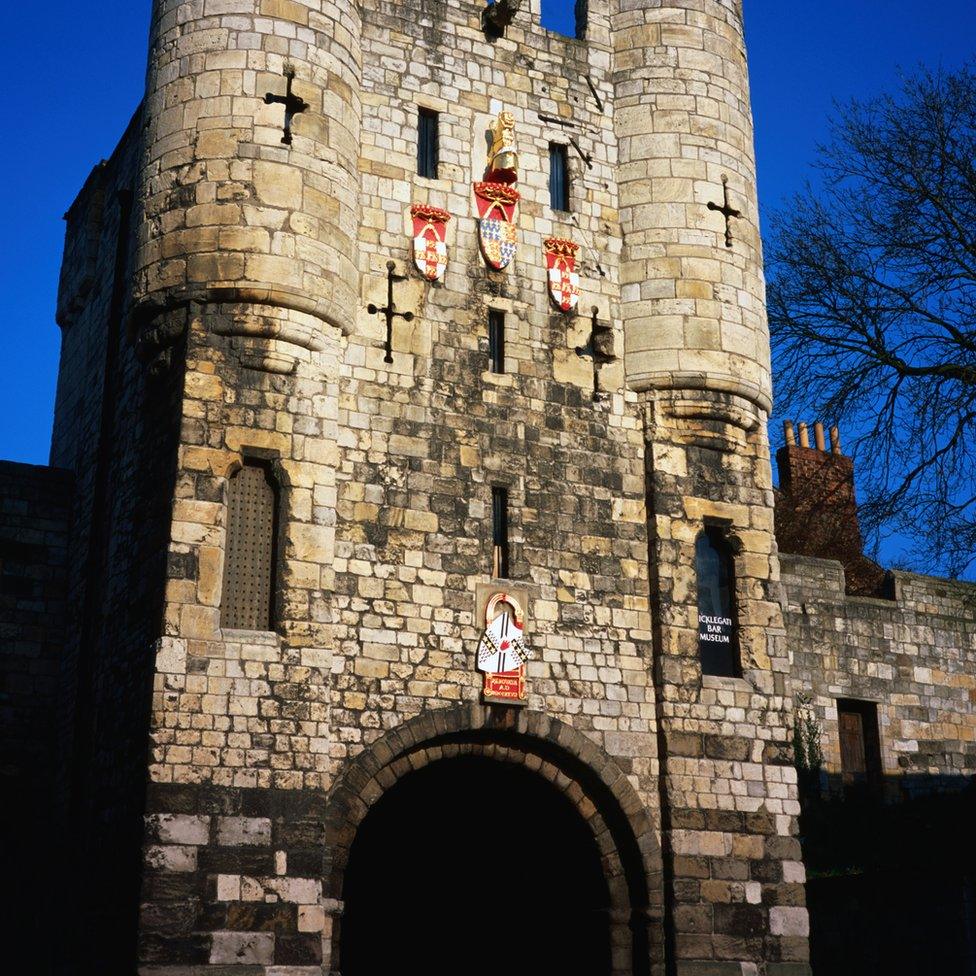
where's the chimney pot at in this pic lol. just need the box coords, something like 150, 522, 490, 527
830, 425, 842, 455
814, 422, 826, 452
798, 422, 809, 448
784, 421, 796, 446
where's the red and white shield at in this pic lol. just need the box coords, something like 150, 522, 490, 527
474, 181, 520, 271
543, 237, 580, 313
410, 204, 450, 282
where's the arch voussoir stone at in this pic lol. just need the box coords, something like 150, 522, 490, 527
323, 705, 662, 901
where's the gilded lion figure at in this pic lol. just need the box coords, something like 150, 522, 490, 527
487, 110, 519, 180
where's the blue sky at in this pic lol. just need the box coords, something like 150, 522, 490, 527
1, 2, 973, 556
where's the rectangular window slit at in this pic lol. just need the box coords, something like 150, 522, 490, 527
549, 142, 570, 212
417, 108, 439, 179
492, 486, 509, 579
488, 309, 505, 374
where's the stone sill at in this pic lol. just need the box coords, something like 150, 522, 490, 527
701, 674, 754, 694
412, 174, 453, 193
481, 370, 516, 387
219, 628, 280, 646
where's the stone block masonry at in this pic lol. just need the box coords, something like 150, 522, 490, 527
12, 0, 974, 974
783, 555, 976, 791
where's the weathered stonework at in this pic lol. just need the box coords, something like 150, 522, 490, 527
3, 1, 975, 974
783, 558, 976, 790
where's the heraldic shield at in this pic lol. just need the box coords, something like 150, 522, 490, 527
476, 592, 528, 703
543, 237, 581, 313
474, 181, 520, 271
410, 204, 450, 282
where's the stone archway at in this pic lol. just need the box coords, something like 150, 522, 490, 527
322, 705, 665, 976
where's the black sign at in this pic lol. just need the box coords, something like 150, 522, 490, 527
699, 613, 734, 647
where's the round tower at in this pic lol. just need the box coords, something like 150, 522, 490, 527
613, 0, 770, 412
132, 0, 363, 347
613, 5, 811, 973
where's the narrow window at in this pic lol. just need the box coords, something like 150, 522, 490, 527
221, 461, 278, 631
492, 486, 509, 579
549, 143, 570, 211
696, 527, 739, 677
488, 309, 505, 374
417, 108, 439, 179
837, 699, 882, 786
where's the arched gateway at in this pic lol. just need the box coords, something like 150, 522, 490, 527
322, 706, 665, 976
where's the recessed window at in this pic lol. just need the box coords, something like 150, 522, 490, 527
549, 143, 570, 212
488, 309, 505, 374
221, 461, 279, 631
696, 527, 740, 678
417, 108, 439, 179
492, 487, 509, 579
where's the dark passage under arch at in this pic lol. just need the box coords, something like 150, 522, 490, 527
341, 755, 612, 976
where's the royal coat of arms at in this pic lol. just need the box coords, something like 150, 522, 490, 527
475, 181, 520, 271
409, 204, 451, 282
476, 591, 528, 703
543, 237, 581, 313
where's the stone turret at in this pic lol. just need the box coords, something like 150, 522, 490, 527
614, 0, 769, 412
132, 0, 363, 363
613, 3, 811, 974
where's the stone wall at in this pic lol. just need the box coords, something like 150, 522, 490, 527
49, 111, 189, 971
782, 553, 976, 974
134, 3, 667, 972
35, 1, 814, 973
0, 461, 73, 796
782, 553, 976, 791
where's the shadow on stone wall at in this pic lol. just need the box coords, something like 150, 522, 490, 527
798, 773, 976, 975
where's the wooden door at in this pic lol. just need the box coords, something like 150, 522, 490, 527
839, 709, 867, 780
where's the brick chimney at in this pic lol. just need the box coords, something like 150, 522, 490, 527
774, 422, 890, 597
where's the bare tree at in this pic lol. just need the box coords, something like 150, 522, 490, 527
767, 64, 976, 578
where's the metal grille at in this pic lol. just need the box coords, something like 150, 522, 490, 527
221, 463, 276, 631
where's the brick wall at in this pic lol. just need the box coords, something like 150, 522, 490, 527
775, 436, 888, 598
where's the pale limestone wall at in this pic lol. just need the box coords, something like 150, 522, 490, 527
135, 5, 664, 969
46, 117, 189, 969
608, 2, 807, 970
133, 0, 363, 337
150, 306, 342, 792
613, 0, 771, 410
640, 388, 809, 972
143, 0, 661, 814
782, 554, 976, 792
46, 0, 814, 972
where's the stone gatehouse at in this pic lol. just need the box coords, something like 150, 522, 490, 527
1, 2, 973, 974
